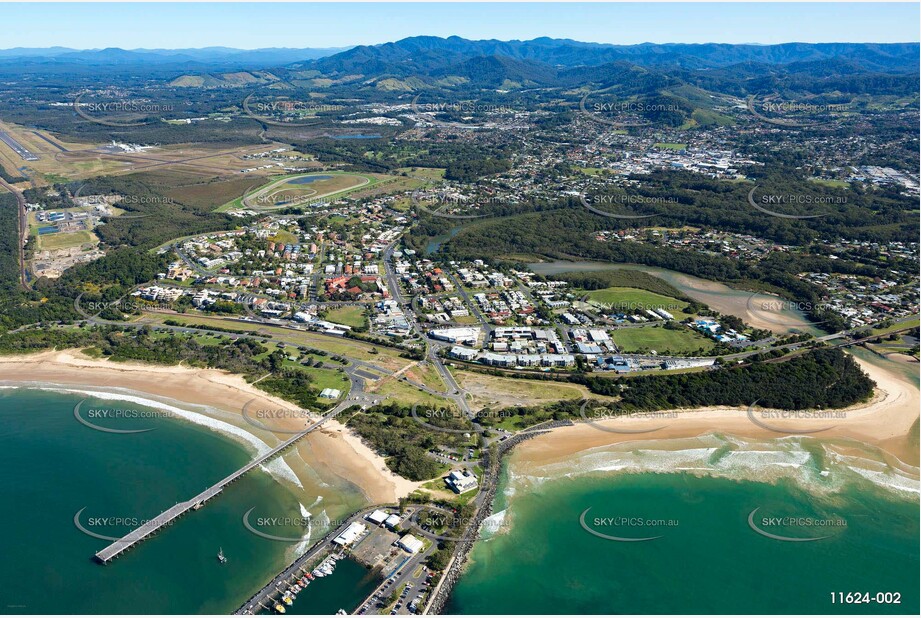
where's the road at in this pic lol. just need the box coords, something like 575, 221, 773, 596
354, 506, 436, 616
383, 240, 472, 415
444, 271, 492, 334
235, 505, 393, 615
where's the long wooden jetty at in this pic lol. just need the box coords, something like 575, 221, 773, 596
94, 408, 341, 564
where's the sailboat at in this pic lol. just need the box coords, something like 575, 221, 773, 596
218, 547, 228, 564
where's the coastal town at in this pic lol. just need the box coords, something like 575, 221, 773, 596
0, 10, 918, 618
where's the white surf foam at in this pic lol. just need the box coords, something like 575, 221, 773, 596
7, 383, 303, 488
514, 433, 917, 498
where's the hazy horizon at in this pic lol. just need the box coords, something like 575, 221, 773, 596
3, 2, 919, 50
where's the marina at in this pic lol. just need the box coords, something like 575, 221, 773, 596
235, 507, 383, 615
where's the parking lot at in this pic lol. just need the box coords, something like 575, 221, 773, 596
355, 546, 435, 615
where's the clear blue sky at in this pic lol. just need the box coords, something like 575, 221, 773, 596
5, 2, 919, 49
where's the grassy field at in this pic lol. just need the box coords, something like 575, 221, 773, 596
218, 171, 378, 211
37, 230, 97, 250
404, 361, 447, 392
303, 366, 351, 394
370, 378, 455, 407
162, 175, 266, 210
347, 175, 426, 201
325, 306, 368, 329
584, 286, 692, 318
269, 230, 299, 245
654, 142, 687, 150
865, 340, 918, 359
871, 316, 920, 336
808, 177, 850, 189
140, 312, 411, 368
610, 325, 715, 355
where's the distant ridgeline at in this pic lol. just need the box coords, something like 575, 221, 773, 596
472, 349, 875, 431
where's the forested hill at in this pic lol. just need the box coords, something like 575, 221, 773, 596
309, 37, 920, 74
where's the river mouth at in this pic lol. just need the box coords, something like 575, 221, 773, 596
528, 259, 822, 336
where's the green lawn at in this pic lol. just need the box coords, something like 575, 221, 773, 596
372, 379, 456, 408
808, 178, 850, 189
269, 230, 299, 245
871, 316, 920, 336
325, 306, 368, 329
584, 287, 692, 319
306, 366, 352, 394
216, 171, 378, 212
38, 230, 96, 250
610, 325, 715, 355
654, 143, 687, 150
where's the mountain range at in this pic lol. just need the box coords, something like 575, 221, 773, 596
0, 46, 347, 70
1, 37, 917, 73
0, 37, 917, 102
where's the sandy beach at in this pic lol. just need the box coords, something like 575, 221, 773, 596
2, 348, 916, 501
517, 355, 920, 470
0, 349, 420, 504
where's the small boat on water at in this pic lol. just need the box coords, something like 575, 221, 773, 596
274, 604, 286, 614
282, 595, 293, 607
217, 548, 227, 564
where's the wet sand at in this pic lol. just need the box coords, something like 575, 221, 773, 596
0, 349, 420, 503
517, 356, 920, 469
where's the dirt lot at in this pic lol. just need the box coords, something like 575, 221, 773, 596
454, 370, 615, 410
